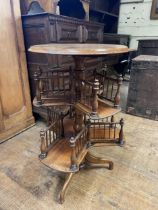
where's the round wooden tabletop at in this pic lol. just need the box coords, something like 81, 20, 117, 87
29, 43, 129, 56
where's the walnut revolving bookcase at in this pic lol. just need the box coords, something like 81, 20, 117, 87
29, 43, 129, 204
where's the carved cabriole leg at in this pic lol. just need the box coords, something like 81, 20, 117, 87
119, 118, 125, 146
114, 74, 123, 108
58, 173, 74, 204
39, 129, 47, 159
85, 152, 114, 170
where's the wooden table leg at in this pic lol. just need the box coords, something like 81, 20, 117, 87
85, 152, 114, 170
58, 172, 74, 204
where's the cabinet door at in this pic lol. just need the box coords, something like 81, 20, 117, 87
83, 25, 103, 43
0, 0, 34, 142
56, 21, 82, 43
56, 21, 82, 67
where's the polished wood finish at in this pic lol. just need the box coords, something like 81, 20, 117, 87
22, 13, 104, 118
0, 0, 34, 142
29, 43, 127, 119
33, 68, 74, 107
29, 43, 129, 55
75, 100, 121, 119
85, 152, 113, 170
39, 110, 115, 203
31, 43, 129, 203
89, 119, 125, 146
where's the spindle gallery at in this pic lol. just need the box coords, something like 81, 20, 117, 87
1, 1, 158, 209
29, 43, 129, 203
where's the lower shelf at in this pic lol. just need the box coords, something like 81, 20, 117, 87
75, 98, 121, 119
41, 138, 88, 173
90, 127, 123, 146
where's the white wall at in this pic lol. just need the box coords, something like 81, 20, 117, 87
118, 0, 158, 49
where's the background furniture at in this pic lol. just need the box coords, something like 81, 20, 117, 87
0, 0, 34, 142
20, 0, 57, 14
126, 55, 158, 121
20, 0, 91, 20
138, 39, 158, 56
89, 0, 120, 33
103, 33, 130, 46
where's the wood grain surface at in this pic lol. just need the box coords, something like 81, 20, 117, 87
29, 43, 129, 55
0, 0, 34, 142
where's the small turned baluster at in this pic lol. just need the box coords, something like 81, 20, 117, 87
110, 115, 115, 128
87, 119, 91, 148
92, 78, 99, 115
114, 74, 123, 108
39, 129, 47, 159
61, 112, 65, 137
70, 137, 78, 172
119, 118, 124, 146
74, 109, 84, 132
34, 70, 42, 105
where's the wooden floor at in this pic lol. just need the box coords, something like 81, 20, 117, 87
0, 113, 158, 210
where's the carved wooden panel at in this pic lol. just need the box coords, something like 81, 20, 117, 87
83, 24, 103, 43
0, 0, 34, 142
56, 21, 83, 42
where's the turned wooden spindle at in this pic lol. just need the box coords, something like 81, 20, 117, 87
87, 119, 91, 148
34, 70, 42, 105
39, 129, 47, 159
110, 115, 115, 128
70, 137, 78, 171
114, 74, 123, 108
92, 78, 99, 115
74, 109, 84, 132
119, 118, 124, 146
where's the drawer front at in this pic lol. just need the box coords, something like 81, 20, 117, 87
56, 21, 82, 43
83, 25, 103, 43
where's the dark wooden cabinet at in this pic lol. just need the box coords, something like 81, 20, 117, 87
22, 13, 104, 115
138, 39, 158, 56
103, 33, 130, 46
89, 0, 120, 33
